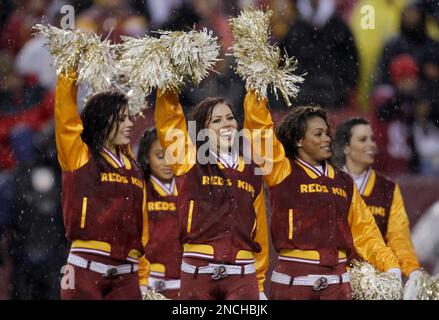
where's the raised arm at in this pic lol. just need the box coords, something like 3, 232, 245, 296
348, 185, 400, 272
385, 184, 420, 277
154, 89, 195, 176
54, 71, 89, 171
243, 91, 291, 187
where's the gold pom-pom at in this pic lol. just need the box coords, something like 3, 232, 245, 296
108, 73, 148, 116
142, 288, 170, 300
33, 24, 83, 76
119, 35, 181, 95
119, 29, 220, 95
229, 7, 304, 106
157, 28, 221, 85
33, 24, 119, 94
348, 260, 403, 300
34, 24, 147, 115
417, 272, 439, 300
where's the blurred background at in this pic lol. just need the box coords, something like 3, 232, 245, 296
0, 0, 439, 299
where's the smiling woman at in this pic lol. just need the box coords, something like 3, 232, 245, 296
55, 70, 149, 300
154, 88, 269, 300
136, 128, 180, 299
244, 100, 402, 300
334, 118, 421, 299
105, 108, 133, 150
189, 97, 239, 156
79, 91, 133, 163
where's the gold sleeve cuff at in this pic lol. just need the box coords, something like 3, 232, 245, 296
138, 255, 150, 286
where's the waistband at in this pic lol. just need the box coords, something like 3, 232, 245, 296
183, 243, 255, 264
148, 276, 181, 291
67, 253, 138, 278
278, 249, 347, 265
271, 271, 350, 291
150, 263, 166, 278
71, 240, 142, 263
181, 261, 256, 280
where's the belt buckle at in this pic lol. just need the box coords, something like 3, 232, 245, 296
104, 267, 118, 278
211, 265, 228, 280
312, 276, 329, 291
153, 280, 166, 293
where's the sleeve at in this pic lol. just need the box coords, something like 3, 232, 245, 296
243, 91, 291, 187
385, 184, 420, 276
139, 181, 150, 286
348, 184, 400, 272
54, 71, 89, 171
253, 184, 270, 292
154, 89, 196, 176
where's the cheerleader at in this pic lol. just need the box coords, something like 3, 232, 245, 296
154, 89, 269, 300
243, 94, 401, 300
55, 70, 149, 299
334, 118, 421, 299
137, 128, 181, 299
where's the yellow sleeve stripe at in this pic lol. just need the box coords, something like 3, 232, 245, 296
187, 200, 194, 233
80, 197, 88, 229
288, 209, 293, 239
142, 183, 149, 247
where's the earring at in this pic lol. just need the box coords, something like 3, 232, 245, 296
297, 144, 302, 148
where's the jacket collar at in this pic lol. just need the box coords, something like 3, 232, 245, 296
150, 175, 177, 196
295, 157, 334, 179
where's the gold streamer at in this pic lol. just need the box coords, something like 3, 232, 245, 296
33, 24, 146, 115
417, 271, 439, 300
348, 260, 403, 300
229, 7, 304, 106
119, 29, 220, 96
157, 28, 221, 85
142, 288, 170, 300
119, 35, 181, 95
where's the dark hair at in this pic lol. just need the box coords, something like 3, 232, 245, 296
80, 91, 129, 162
189, 96, 239, 150
189, 97, 238, 201
275, 106, 331, 159
137, 127, 158, 180
333, 118, 370, 167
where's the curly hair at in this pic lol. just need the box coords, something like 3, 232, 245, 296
275, 106, 331, 159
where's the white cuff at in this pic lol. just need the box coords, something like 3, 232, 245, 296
386, 267, 402, 281
259, 292, 268, 300
404, 270, 423, 300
